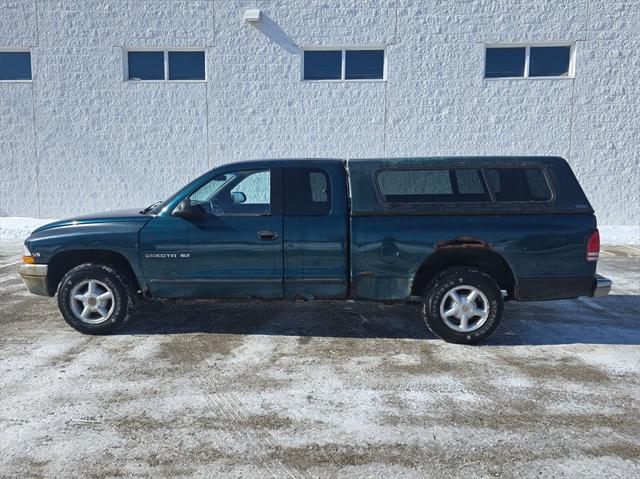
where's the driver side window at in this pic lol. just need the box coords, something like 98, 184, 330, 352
231, 171, 270, 205
190, 169, 271, 216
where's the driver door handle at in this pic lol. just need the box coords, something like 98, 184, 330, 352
257, 230, 279, 241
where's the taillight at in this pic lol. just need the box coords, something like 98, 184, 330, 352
586, 228, 600, 262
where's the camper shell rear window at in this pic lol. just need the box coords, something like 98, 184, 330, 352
375, 166, 553, 205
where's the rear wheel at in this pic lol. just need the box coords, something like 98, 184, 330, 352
422, 267, 503, 344
57, 263, 136, 334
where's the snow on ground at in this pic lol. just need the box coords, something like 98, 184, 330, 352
0, 217, 56, 241
599, 225, 640, 246
1, 216, 638, 244
1, 244, 639, 477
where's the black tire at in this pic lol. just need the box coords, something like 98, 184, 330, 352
422, 267, 503, 345
56, 263, 136, 334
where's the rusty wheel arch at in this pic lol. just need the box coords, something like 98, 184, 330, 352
412, 239, 517, 298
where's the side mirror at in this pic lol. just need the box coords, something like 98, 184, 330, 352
231, 191, 247, 204
173, 198, 200, 218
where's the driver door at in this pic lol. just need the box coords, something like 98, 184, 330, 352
180, 165, 283, 299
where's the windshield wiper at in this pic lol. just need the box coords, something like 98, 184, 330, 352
140, 201, 162, 215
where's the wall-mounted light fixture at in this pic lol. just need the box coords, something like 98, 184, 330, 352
244, 9, 261, 23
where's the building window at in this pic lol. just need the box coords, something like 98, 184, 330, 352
125, 49, 205, 81
529, 46, 572, 77
127, 51, 164, 80
485, 47, 525, 78
303, 51, 342, 80
0, 50, 32, 81
303, 48, 385, 81
345, 50, 385, 80
168, 51, 205, 80
484, 44, 573, 79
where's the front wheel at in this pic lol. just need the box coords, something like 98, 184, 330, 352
57, 263, 136, 334
422, 267, 503, 345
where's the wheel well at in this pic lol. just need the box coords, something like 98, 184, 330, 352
48, 250, 140, 295
412, 249, 516, 297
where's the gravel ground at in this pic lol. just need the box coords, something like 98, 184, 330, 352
1, 240, 639, 478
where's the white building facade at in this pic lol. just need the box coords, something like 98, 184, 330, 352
0, 0, 638, 240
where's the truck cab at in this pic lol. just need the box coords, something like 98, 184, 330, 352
20, 157, 611, 344
139, 159, 349, 300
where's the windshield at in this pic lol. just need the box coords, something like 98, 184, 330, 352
141, 168, 216, 215
189, 173, 234, 205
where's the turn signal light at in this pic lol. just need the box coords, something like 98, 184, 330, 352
22, 255, 36, 264
586, 228, 600, 262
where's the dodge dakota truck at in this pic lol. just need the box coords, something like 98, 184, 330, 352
19, 157, 611, 344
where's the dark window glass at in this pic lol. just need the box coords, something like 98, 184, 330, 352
485, 47, 525, 78
483, 169, 501, 195
168, 51, 205, 80
529, 46, 571, 77
454, 169, 485, 194
345, 50, 384, 79
484, 168, 552, 202
303, 50, 341, 80
0, 52, 31, 80
127, 51, 164, 80
310, 172, 328, 203
284, 168, 331, 215
377, 169, 489, 203
524, 168, 553, 200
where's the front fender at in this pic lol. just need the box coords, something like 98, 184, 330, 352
25, 222, 146, 284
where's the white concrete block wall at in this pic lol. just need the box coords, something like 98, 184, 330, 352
0, 0, 38, 216
209, 0, 395, 163
0, 82, 38, 216
0, 0, 638, 237
570, 0, 640, 231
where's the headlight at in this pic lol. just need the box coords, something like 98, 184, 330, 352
22, 244, 35, 264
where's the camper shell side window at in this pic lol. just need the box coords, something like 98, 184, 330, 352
374, 165, 554, 206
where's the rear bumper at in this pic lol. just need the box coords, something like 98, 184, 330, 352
516, 275, 611, 301
589, 274, 612, 298
18, 264, 50, 296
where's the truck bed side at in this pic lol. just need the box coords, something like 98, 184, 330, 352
350, 213, 596, 300
347, 156, 598, 301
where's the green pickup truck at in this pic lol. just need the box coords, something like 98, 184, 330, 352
20, 156, 611, 344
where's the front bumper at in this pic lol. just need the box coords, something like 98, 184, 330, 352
18, 264, 50, 296
589, 274, 612, 298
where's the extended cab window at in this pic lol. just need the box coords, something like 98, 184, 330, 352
189, 169, 271, 216
483, 168, 552, 202
284, 167, 331, 215
376, 168, 489, 203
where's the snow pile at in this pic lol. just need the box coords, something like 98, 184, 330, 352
0, 217, 56, 240
599, 225, 640, 246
